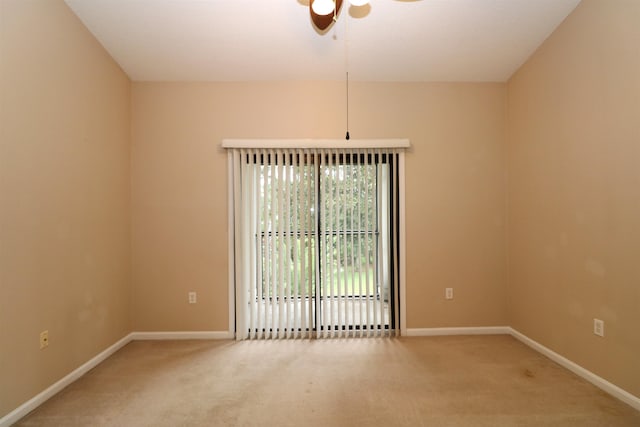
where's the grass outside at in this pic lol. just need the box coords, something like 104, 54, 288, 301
263, 265, 380, 298
322, 266, 377, 296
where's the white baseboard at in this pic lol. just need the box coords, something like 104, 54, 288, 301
404, 326, 511, 336
131, 330, 234, 340
0, 333, 133, 427
509, 328, 640, 412
3, 327, 638, 426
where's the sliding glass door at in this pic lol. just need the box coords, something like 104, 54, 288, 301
231, 148, 401, 339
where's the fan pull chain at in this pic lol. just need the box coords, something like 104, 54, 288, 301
345, 7, 350, 140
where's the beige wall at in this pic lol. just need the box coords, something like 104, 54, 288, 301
131, 82, 508, 331
0, 0, 131, 417
12, 0, 640, 418
507, 0, 640, 397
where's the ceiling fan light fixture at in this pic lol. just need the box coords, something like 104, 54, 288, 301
312, 0, 335, 15
350, 0, 369, 6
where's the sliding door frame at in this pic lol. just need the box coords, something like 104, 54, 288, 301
224, 139, 409, 338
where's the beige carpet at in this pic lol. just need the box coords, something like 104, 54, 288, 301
15, 335, 640, 426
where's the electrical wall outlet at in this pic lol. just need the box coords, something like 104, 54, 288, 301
188, 291, 197, 304
593, 318, 604, 337
40, 330, 49, 349
445, 288, 454, 300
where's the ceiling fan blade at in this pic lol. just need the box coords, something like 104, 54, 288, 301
310, 0, 344, 31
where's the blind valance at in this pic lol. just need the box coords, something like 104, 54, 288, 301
222, 139, 410, 150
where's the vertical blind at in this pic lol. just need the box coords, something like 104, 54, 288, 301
228, 145, 403, 340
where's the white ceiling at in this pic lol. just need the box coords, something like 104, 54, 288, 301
64, 0, 581, 82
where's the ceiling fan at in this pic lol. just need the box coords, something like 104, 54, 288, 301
309, 0, 419, 31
